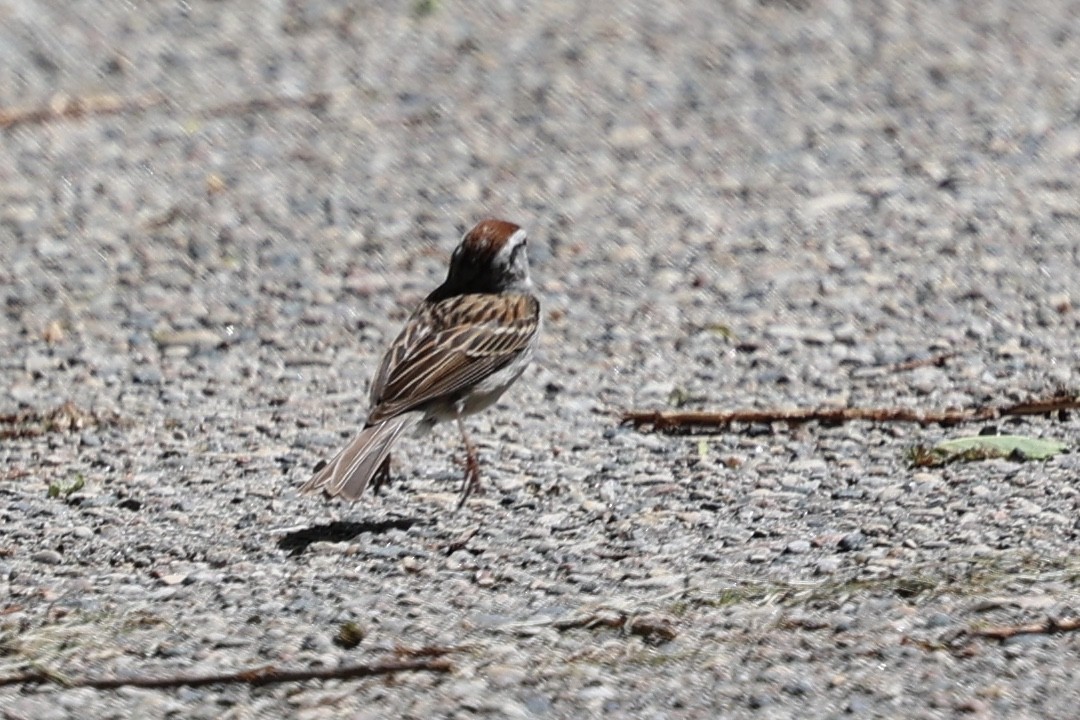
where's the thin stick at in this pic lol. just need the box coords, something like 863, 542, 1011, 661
623, 392, 1080, 435
0, 402, 118, 440
0, 94, 167, 130
0, 92, 329, 130
551, 612, 677, 642
197, 92, 330, 119
0, 656, 453, 690
967, 616, 1080, 641
887, 352, 957, 373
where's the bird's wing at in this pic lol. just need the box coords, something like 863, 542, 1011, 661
366, 293, 539, 424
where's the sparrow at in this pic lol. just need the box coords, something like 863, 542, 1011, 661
301, 219, 540, 508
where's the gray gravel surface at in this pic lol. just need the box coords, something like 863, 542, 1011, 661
3, 1, 1080, 717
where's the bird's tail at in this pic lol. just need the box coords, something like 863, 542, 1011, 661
300, 416, 413, 501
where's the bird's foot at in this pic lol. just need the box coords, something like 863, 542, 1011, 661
454, 452, 483, 511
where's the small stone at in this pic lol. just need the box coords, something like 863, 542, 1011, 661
838, 532, 865, 552
43, 320, 65, 344
955, 698, 987, 714
816, 558, 841, 574
747, 549, 771, 563
32, 549, 63, 564
834, 616, 856, 632
877, 486, 903, 502
579, 684, 616, 703
785, 540, 811, 555
783, 678, 813, 696
804, 191, 867, 218
608, 125, 652, 151
1013, 499, 1043, 517
157, 573, 188, 586
152, 329, 223, 349
1048, 292, 1072, 313
523, 695, 553, 715
487, 664, 527, 688
747, 692, 773, 709
445, 550, 473, 571
789, 458, 828, 474
846, 696, 872, 714
132, 367, 164, 385
996, 338, 1023, 357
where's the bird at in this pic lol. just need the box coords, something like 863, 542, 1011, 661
300, 219, 540, 508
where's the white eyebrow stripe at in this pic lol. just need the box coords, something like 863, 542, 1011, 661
507, 228, 527, 248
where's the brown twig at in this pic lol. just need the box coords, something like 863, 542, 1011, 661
552, 612, 677, 643
887, 351, 957, 373
0, 656, 453, 690
0, 92, 329, 130
0, 402, 120, 440
966, 616, 1080, 641
392, 644, 467, 659
623, 392, 1080, 435
1001, 396, 1080, 418
0, 94, 167, 130
197, 92, 331, 119
443, 527, 480, 555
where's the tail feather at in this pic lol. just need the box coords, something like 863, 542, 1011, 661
301, 417, 413, 501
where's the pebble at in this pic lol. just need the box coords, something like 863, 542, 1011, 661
785, 540, 812, 554
132, 366, 164, 385
815, 557, 842, 574
838, 532, 866, 552
747, 549, 772, 563
152, 329, 223, 348
487, 664, 528, 687
31, 549, 63, 564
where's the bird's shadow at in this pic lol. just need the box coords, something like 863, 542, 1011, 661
277, 518, 423, 556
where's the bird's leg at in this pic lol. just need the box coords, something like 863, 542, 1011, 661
370, 455, 393, 496
454, 410, 483, 511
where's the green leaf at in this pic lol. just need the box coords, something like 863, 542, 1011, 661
668, 386, 690, 408
47, 475, 85, 499
934, 435, 1067, 461
704, 323, 734, 340
413, 0, 438, 16
65, 476, 85, 497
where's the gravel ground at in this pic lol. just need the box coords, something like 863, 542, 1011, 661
2, 1, 1080, 717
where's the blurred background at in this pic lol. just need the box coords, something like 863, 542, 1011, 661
2, 1, 1080, 717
